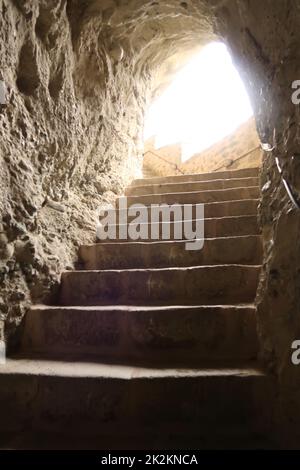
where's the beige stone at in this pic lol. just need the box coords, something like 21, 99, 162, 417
0, 0, 299, 449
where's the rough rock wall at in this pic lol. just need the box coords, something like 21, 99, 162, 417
181, 117, 262, 174
0, 0, 214, 347
143, 137, 182, 177
0, 0, 147, 346
216, 0, 300, 446
2, 0, 299, 446
143, 118, 261, 178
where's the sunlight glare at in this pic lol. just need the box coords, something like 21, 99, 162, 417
144, 42, 253, 162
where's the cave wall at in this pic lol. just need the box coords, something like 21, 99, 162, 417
1, 0, 300, 446
216, 0, 300, 447
181, 117, 262, 174
0, 0, 213, 346
143, 117, 262, 178
0, 0, 150, 344
143, 138, 182, 177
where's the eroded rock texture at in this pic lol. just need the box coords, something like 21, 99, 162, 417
1, 0, 300, 446
0, 0, 214, 346
216, 0, 300, 446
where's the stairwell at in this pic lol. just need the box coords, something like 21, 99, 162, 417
0, 167, 275, 449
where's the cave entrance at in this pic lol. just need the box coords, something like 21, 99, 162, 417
143, 42, 262, 178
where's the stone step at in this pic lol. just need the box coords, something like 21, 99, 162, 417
80, 235, 262, 270
126, 177, 259, 196
60, 265, 260, 306
118, 186, 259, 207
97, 215, 260, 242
21, 305, 258, 364
0, 358, 272, 440
109, 199, 259, 224
131, 167, 260, 187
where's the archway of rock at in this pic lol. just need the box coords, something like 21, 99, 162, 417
1, 0, 300, 447
142, 40, 261, 178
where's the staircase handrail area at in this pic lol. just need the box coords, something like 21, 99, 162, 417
261, 142, 300, 211
143, 149, 184, 175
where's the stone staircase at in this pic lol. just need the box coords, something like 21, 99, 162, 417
0, 167, 275, 449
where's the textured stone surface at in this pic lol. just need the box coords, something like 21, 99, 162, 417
132, 167, 260, 186
96, 215, 260, 241
1, 166, 266, 447
143, 138, 182, 178
144, 117, 263, 177
0, 358, 272, 447
79, 236, 262, 269
0, 0, 214, 345
1, 0, 300, 447
122, 185, 260, 206
21, 304, 258, 364
60, 265, 260, 306
126, 176, 259, 196
215, 0, 300, 447
181, 117, 262, 174
114, 200, 259, 226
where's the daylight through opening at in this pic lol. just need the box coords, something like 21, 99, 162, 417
144, 42, 254, 164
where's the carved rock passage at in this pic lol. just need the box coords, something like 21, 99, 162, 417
0, 0, 215, 344
215, 1, 300, 447
0, 0, 300, 448
0, 167, 275, 448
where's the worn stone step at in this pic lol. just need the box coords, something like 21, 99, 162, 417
118, 186, 259, 207
131, 167, 260, 187
0, 358, 272, 439
126, 177, 259, 196
21, 305, 258, 364
110, 200, 259, 225
60, 265, 260, 306
80, 236, 262, 270
97, 215, 260, 242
